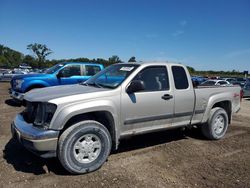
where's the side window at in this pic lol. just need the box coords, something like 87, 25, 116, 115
133, 66, 169, 91
61, 65, 81, 77
172, 66, 189, 90
218, 81, 227, 85
85, 65, 101, 76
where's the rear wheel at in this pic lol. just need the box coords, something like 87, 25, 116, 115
58, 120, 111, 174
201, 107, 228, 140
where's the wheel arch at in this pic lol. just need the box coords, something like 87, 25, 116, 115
211, 101, 232, 124
59, 110, 118, 150
202, 99, 232, 124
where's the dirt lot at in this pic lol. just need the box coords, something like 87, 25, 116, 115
0, 82, 250, 188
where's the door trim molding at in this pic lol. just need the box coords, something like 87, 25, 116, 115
124, 110, 205, 125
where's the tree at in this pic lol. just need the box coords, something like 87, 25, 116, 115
0, 44, 23, 68
108, 55, 122, 64
27, 43, 52, 68
187, 66, 195, 74
128, 56, 136, 62
0, 56, 8, 68
22, 55, 38, 68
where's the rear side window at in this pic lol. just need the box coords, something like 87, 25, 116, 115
172, 66, 189, 89
133, 66, 169, 91
85, 65, 101, 76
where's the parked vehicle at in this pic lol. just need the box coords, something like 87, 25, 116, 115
235, 77, 246, 88
9, 62, 104, 101
11, 62, 241, 174
200, 79, 231, 86
0, 70, 27, 82
243, 82, 250, 97
222, 78, 237, 84
191, 76, 207, 85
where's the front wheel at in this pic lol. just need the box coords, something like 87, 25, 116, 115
201, 107, 229, 140
58, 120, 112, 174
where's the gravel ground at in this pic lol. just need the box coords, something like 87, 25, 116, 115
0, 82, 250, 188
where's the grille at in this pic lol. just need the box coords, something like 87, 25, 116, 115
10, 79, 14, 88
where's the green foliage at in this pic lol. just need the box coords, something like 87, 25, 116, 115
0, 44, 248, 78
187, 66, 195, 74
22, 55, 38, 67
108, 55, 122, 64
0, 44, 24, 68
27, 43, 53, 68
128, 56, 136, 62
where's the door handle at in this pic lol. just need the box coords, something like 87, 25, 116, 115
161, 94, 173, 100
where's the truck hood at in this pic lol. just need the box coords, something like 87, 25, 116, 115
13, 73, 51, 80
24, 84, 108, 102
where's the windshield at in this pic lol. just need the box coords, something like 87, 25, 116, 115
84, 64, 140, 89
45, 63, 64, 74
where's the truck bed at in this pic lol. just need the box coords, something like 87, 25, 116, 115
191, 86, 241, 124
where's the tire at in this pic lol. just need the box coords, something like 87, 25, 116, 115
58, 120, 112, 174
201, 107, 229, 140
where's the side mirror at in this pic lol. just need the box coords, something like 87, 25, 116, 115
57, 71, 63, 78
126, 80, 145, 94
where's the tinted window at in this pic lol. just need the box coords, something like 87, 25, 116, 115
172, 66, 189, 89
201, 80, 216, 86
133, 66, 169, 91
218, 81, 227, 85
61, 65, 81, 77
237, 78, 245, 82
245, 83, 250, 89
85, 65, 101, 76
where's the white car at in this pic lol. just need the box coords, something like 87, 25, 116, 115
0, 70, 27, 81
200, 80, 231, 86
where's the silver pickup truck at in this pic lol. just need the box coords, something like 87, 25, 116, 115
11, 62, 241, 174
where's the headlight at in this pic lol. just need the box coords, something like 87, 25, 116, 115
15, 79, 24, 89
33, 102, 57, 128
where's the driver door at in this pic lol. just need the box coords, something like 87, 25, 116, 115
57, 64, 83, 85
120, 65, 174, 135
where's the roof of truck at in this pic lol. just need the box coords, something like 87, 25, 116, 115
60, 62, 103, 66
122, 61, 184, 67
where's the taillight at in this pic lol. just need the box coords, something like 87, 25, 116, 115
240, 89, 243, 102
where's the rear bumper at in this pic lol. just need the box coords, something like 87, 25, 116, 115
9, 89, 25, 101
11, 114, 59, 158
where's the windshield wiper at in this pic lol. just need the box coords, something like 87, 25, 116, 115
80, 82, 102, 88
81, 81, 114, 89
96, 82, 114, 89
80, 82, 89, 86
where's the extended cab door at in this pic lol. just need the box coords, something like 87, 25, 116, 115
120, 65, 174, 135
57, 64, 83, 85
171, 65, 195, 126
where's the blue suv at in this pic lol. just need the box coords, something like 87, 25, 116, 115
9, 62, 104, 101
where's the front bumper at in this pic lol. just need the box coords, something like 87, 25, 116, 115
9, 89, 25, 101
11, 114, 60, 158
